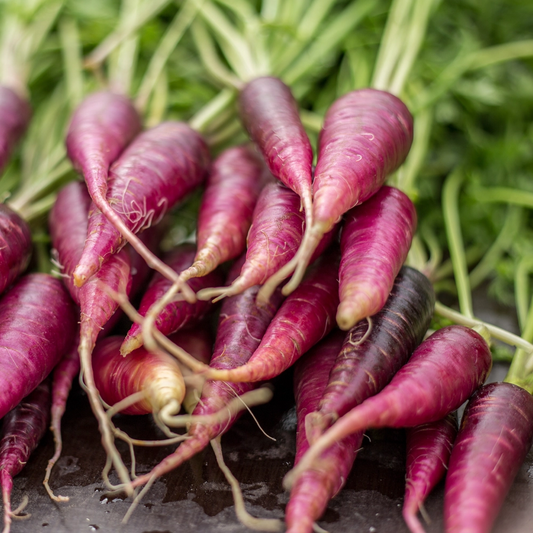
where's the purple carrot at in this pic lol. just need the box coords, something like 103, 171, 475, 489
238, 76, 314, 231
444, 382, 533, 533
198, 180, 311, 301
285, 325, 492, 490
72, 121, 209, 292
0, 380, 51, 533
259, 88, 413, 301
179, 144, 265, 283
336, 185, 417, 330
202, 249, 340, 383
0, 203, 32, 296
403, 412, 458, 533
307, 266, 435, 442
43, 338, 80, 502
286, 330, 360, 533
0, 86, 31, 176
129, 255, 284, 490
0, 273, 77, 420
120, 243, 224, 355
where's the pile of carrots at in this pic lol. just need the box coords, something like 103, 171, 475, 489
1, 1, 533, 532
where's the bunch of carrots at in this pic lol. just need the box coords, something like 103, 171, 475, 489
1, 0, 533, 532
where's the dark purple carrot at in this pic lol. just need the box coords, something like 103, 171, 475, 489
178, 144, 265, 283
307, 266, 435, 442
197, 180, 307, 301
286, 330, 360, 533
0, 203, 32, 296
336, 185, 417, 330
259, 88, 413, 302
0, 85, 31, 176
129, 255, 284, 490
444, 382, 533, 533
403, 412, 458, 533
0, 380, 51, 533
0, 273, 77, 420
201, 249, 340, 383
120, 243, 224, 355
43, 339, 80, 502
285, 324, 492, 490
72, 121, 210, 292
238, 76, 314, 232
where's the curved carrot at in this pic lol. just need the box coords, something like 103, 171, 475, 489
0, 85, 31, 176
337, 185, 417, 330
0, 380, 51, 533
238, 76, 314, 231
285, 325, 492, 490
307, 266, 435, 442
73, 121, 209, 289
259, 88, 413, 302
403, 413, 458, 533
0, 203, 32, 297
444, 382, 533, 533
286, 330, 360, 533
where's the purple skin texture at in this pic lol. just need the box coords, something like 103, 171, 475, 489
0, 273, 77, 420
65, 91, 142, 202
259, 88, 414, 301
203, 249, 341, 383
444, 382, 533, 533
130, 256, 285, 489
73, 121, 210, 286
337, 185, 417, 330
307, 266, 435, 442
180, 144, 266, 282
0, 203, 32, 296
238, 77, 313, 229
285, 325, 492, 490
0, 85, 31, 175
403, 412, 458, 533
286, 330, 361, 533
0, 380, 51, 532
120, 243, 224, 355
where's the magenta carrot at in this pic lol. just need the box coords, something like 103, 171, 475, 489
129, 256, 284, 489
307, 266, 435, 441
179, 144, 265, 283
202, 249, 340, 383
0, 380, 51, 533
121, 243, 223, 355
259, 88, 413, 302
286, 330, 360, 533
238, 76, 313, 230
0, 203, 32, 296
403, 413, 458, 533
0, 85, 31, 176
43, 337, 80, 502
197, 180, 307, 301
285, 325, 492, 490
0, 273, 77, 420
444, 382, 533, 533
336, 185, 417, 330
72, 121, 209, 290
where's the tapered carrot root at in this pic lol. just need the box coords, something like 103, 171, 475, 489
286, 331, 361, 533
307, 266, 434, 442
258, 88, 413, 302
444, 382, 533, 533
336, 185, 417, 330
403, 413, 458, 533
0, 85, 31, 176
238, 77, 314, 232
285, 325, 492, 491
1, 380, 51, 533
